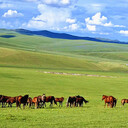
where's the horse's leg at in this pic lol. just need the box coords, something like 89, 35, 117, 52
2, 102, 3, 108
35, 103, 37, 109
104, 102, 106, 108
23, 103, 25, 108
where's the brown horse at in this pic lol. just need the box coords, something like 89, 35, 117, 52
45, 96, 57, 107
66, 96, 76, 107
6, 97, 16, 107
37, 94, 46, 108
16, 95, 29, 109
102, 95, 117, 108
55, 97, 64, 107
75, 95, 89, 107
32, 97, 38, 109
27, 97, 32, 108
0, 95, 11, 107
121, 99, 128, 106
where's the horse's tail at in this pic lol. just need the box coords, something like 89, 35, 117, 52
66, 97, 70, 107
83, 98, 89, 104
53, 97, 57, 105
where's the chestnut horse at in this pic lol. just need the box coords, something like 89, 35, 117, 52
6, 97, 16, 107
55, 97, 64, 107
32, 97, 38, 109
75, 95, 89, 107
45, 96, 57, 107
102, 95, 117, 108
16, 95, 29, 109
32, 94, 46, 109
121, 99, 128, 106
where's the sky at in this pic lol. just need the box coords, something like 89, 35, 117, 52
0, 0, 128, 41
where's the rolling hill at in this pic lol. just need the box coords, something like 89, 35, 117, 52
0, 29, 128, 72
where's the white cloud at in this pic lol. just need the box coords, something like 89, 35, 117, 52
61, 0, 70, 4
2, 10, 23, 18
85, 12, 108, 26
24, 4, 71, 30
26, 0, 76, 6
86, 24, 96, 31
119, 30, 128, 36
0, 20, 14, 28
103, 22, 113, 27
66, 18, 76, 24
69, 23, 79, 30
99, 32, 109, 35
85, 12, 125, 31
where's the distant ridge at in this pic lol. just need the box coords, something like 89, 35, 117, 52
14, 29, 128, 44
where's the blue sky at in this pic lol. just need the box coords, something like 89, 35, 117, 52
0, 0, 128, 41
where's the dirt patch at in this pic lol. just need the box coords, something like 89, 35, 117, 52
39, 71, 117, 78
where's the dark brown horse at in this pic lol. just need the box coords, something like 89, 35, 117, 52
66, 96, 76, 107
6, 97, 16, 107
75, 95, 89, 107
0, 95, 11, 107
45, 96, 57, 107
55, 97, 64, 107
16, 95, 29, 109
121, 99, 128, 106
102, 95, 117, 108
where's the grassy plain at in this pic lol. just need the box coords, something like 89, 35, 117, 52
0, 30, 128, 127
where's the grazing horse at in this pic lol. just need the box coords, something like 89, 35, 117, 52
27, 97, 32, 108
55, 97, 64, 107
102, 95, 117, 108
16, 95, 29, 109
121, 99, 128, 106
75, 95, 89, 107
45, 96, 57, 107
0, 95, 11, 107
6, 97, 16, 107
37, 94, 46, 108
32, 97, 38, 109
66, 96, 76, 107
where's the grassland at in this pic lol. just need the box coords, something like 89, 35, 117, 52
1, 30, 128, 128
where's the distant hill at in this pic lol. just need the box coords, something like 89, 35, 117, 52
14, 29, 128, 44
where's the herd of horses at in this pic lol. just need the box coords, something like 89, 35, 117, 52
0, 94, 88, 109
0, 94, 128, 109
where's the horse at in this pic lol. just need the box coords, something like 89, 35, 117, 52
45, 96, 57, 107
37, 94, 46, 108
75, 95, 89, 107
121, 99, 128, 106
6, 97, 16, 107
0, 95, 3, 105
66, 96, 76, 107
32, 97, 38, 109
102, 95, 117, 108
27, 97, 32, 108
16, 95, 29, 109
55, 97, 64, 107
0, 95, 11, 107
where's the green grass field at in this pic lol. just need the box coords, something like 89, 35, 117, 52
1, 30, 128, 128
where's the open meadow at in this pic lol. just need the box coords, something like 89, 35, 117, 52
1, 30, 128, 128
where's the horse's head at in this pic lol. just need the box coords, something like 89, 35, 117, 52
41, 94, 46, 101
102, 95, 106, 100
66, 102, 69, 107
